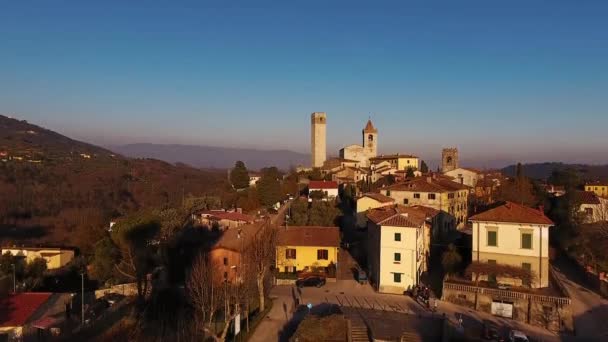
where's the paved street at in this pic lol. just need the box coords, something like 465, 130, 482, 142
553, 257, 608, 340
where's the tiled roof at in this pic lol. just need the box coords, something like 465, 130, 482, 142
370, 153, 418, 161
469, 201, 553, 225
277, 226, 340, 247
576, 191, 600, 205
212, 224, 263, 252
360, 193, 395, 204
200, 210, 255, 222
366, 205, 429, 227
385, 177, 469, 193
363, 120, 378, 133
309, 180, 338, 190
0, 293, 52, 327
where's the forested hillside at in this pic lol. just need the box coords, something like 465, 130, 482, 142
0, 115, 230, 254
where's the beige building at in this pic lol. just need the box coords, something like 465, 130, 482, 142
369, 154, 419, 172
585, 182, 608, 198
470, 202, 553, 288
379, 176, 470, 228
443, 167, 482, 189
311, 112, 327, 168
194, 210, 255, 230
339, 120, 378, 167
576, 191, 608, 223
355, 193, 395, 227
367, 206, 430, 294
1, 247, 75, 270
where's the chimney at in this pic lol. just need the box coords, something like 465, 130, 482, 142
426, 177, 432, 183
402, 213, 409, 218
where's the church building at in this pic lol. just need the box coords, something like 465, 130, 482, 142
339, 120, 378, 167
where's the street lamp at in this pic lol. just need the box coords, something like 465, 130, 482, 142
81, 272, 85, 325
11, 263, 15, 293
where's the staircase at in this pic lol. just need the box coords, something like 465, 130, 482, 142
350, 320, 369, 342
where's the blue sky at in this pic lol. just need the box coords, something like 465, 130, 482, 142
1, 0, 607, 165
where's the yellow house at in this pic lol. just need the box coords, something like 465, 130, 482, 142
1, 247, 75, 270
355, 193, 395, 227
276, 226, 340, 277
380, 176, 470, 228
470, 202, 553, 288
585, 183, 608, 198
370, 154, 419, 171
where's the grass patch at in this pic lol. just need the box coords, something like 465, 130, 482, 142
289, 314, 347, 342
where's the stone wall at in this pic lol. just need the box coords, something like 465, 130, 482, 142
94, 282, 138, 299
442, 281, 573, 333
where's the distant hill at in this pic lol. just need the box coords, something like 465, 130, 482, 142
110, 143, 309, 170
0, 114, 229, 251
501, 162, 608, 181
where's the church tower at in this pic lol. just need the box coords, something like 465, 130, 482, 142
363, 119, 378, 158
311, 112, 327, 168
442, 148, 459, 172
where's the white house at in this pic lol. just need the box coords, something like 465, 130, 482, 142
577, 191, 608, 223
443, 167, 483, 188
470, 201, 553, 288
308, 180, 339, 199
249, 172, 261, 187
367, 205, 429, 294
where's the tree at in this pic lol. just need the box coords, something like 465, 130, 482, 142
441, 244, 462, 277
420, 160, 429, 174
288, 199, 309, 225
247, 223, 277, 312
111, 210, 161, 302
187, 253, 225, 340
308, 201, 341, 227
405, 167, 416, 179
230, 161, 250, 190
23, 258, 47, 290
91, 236, 121, 285
257, 167, 282, 207
308, 168, 324, 181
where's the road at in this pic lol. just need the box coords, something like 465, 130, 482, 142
553, 257, 608, 340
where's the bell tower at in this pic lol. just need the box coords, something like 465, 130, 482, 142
442, 148, 459, 172
311, 112, 327, 168
363, 119, 378, 158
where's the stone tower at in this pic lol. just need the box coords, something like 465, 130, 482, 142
363, 119, 378, 158
442, 148, 459, 172
311, 112, 327, 168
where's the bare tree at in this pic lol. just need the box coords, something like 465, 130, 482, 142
246, 221, 278, 312
187, 253, 224, 339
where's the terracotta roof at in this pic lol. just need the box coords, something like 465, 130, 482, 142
366, 205, 430, 227
385, 177, 469, 193
0, 293, 52, 327
200, 210, 255, 222
576, 191, 600, 205
309, 180, 338, 190
460, 167, 483, 174
370, 153, 418, 161
409, 205, 441, 218
277, 226, 340, 247
212, 224, 263, 252
363, 119, 378, 133
469, 201, 553, 225
360, 193, 395, 204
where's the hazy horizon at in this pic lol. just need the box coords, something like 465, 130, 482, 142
2, 1, 607, 166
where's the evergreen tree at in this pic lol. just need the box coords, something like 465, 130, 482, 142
257, 167, 283, 206
420, 160, 429, 174
230, 161, 250, 189
406, 167, 416, 179
441, 244, 462, 276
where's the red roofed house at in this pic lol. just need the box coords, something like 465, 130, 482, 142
195, 210, 255, 230
366, 205, 439, 294
470, 201, 554, 288
308, 181, 339, 200
576, 191, 608, 223
0, 292, 59, 341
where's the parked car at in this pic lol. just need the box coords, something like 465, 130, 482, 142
507, 330, 529, 342
357, 269, 368, 285
482, 320, 503, 341
296, 276, 326, 288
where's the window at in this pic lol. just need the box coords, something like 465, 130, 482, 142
224, 272, 228, 280
394, 233, 401, 241
414, 193, 420, 199
521, 232, 533, 249
585, 208, 594, 216
428, 193, 436, 200
386, 190, 391, 196
487, 230, 497, 246
403, 199, 409, 205
448, 193, 454, 199
317, 249, 328, 260
394, 253, 401, 263
286, 248, 297, 259
393, 273, 402, 283
223, 257, 228, 266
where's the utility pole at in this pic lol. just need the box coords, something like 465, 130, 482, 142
11, 264, 15, 293
81, 273, 85, 325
